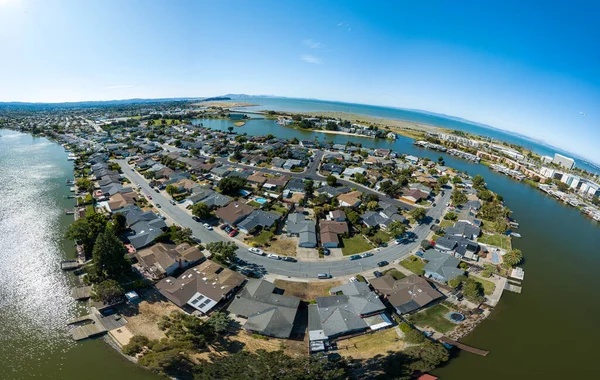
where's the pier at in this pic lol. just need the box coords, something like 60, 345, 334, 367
60, 260, 83, 271
67, 308, 127, 341
440, 337, 489, 356
72, 286, 92, 300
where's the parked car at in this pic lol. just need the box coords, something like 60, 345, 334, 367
191, 236, 201, 244
146, 194, 152, 200
361, 252, 373, 258
349, 254, 361, 260
349, 277, 359, 283
240, 268, 260, 278
229, 229, 238, 237
317, 273, 332, 279
377, 260, 389, 267
154, 187, 160, 193
203, 223, 213, 230
435, 219, 440, 224
415, 251, 425, 258
169, 200, 176, 205
282, 257, 297, 262
373, 271, 383, 278
323, 248, 330, 256
433, 203, 437, 206
248, 247, 264, 255
220, 224, 229, 230
136, 184, 141, 189
192, 216, 201, 222
267, 253, 280, 260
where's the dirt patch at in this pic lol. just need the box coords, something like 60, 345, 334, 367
269, 236, 297, 256
336, 328, 405, 359
274, 279, 342, 301
118, 288, 180, 341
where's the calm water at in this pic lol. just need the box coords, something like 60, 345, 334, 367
194, 117, 600, 378
0, 129, 157, 380
231, 97, 600, 173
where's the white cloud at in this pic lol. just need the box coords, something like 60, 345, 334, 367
303, 39, 325, 49
104, 85, 134, 89
337, 22, 351, 31
301, 55, 322, 64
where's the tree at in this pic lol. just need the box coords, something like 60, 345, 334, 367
218, 176, 247, 196
93, 279, 124, 304
503, 249, 523, 267
366, 200, 379, 211
556, 181, 570, 192
165, 184, 178, 196
326, 174, 337, 187
452, 175, 462, 184
410, 207, 427, 222
205, 312, 231, 335
347, 210, 360, 225
206, 241, 237, 265
76, 177, 94, 193
462, 278, 485, 303
65, 212, 109, 258
227, 126, 234, 133
438, 156, 445, 165
192, 202, 212, 220
208, 157, 216, 164
379, 180, 400, 196
437, 175, 449, 187
138, 348, 192, 378
404, 341, 449, 372
387, 220, 407, 238
304, 180, 314, 199
444, 211, 457, 221
421, 240, 433, 250
92, 229, 130, 280
451, 189, 468, 206
477, 189, 495, 202
479, 201, 504, 221
472, 174, 486, 189
112, 212, 127, 235
122, 335, 150, 356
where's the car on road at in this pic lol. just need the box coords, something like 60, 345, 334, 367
267, 253, 281, 260
317, 273, 332, 279
240, 268, 260, 278
191, 236, 201, 244
361, 252, 373, 258
248, 247, 264, 255
435, 219, 440, 224
349, 277, 359, 283
396, 238, 407, 244
373, 270, 383, 278
155, 203, 161, 208
229, 229, 239, 237
349, 254, 361, 260
136, 184, 142, 189
281, 257, 297, 262
377, 260, 389, 267
192, 216, 201, 222
146, 194, 152, 200
203, 223, 213, 230
169, 200, 176, 205
154, 187, 160, 193
433, 203, 437, 206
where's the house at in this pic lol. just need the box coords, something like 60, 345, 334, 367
285, 213, 317, 248
247, 172, 268, 186
434, 236, 458, 251
319, 220, 348, 248
401, 188, 429, 203
361, 211, 404, 230
445, 221, 481, 240
423, 250, 464, 283
227, 279, 300, 338
321, 163, 343, 175
316, 185, 351, 198
283, 159, 302, 170
337, 191, 362, 207
447, 235, 480, 261
215, 201, 255, 225
342, 167, 367, 177
405, 155, 419, 164
309, 282, 389, 340
370, 274, 443, 315
210, 166, 232, 181
135, 243, 205, 279
236, 210, 280, 234
327, 210, 346, 222
271, 157, 286, 168
157, 260, 246, 314
285, 178, 306, 193
264, 175, 290, 190
107, 192, 138, 212
120, 206, 168, 249
183, 188, 232, 208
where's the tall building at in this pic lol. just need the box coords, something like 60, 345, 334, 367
552, 153, 575, 170
541, 155, 553, 164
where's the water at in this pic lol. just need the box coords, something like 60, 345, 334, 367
230, 97, 600, 173
0, 129, 157, 379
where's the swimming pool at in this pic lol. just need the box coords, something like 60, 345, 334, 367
255, 197, 268, 204
491, 252, 500, 264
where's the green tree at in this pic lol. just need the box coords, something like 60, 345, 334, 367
206, 241, 237, 265
387, 220, 407, 238
503, 248, 523, 267
421, 240, 433, 250
65, 212, 108, 258
93, 279, 124, 304
304, 180, 314, 199
112, 212, 127, 235
404, 341, 450, 372
165, 184, 178, 196
410, 207, 427, 222
451, 189, 468, 206
205, 312, 231, 335
379, 180, 400, 196
437, 175, 449, 186
138, 348, 192, 378
472, 174, 486, 189
462, 278, 484, 302
366, 200, 379, 211
92, 229, 130, 280
76, 177, 94, 193
477, 189, 495, 202
444, 211, 457, 221
218, 176, 247, 196
452, 175, 462, 184
346, 210, 360, 225
326, 174, 337, 187
191, 202, 212, 220
122, 335, 150, 356
438, 156, 445, 165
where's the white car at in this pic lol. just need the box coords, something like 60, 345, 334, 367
267, 253, 281, 260
349, 277, 359, 283
248, 247, 264, 255
203, 223, 213, 230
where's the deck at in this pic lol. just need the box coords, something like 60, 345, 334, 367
72, 286, 92, 300
60, 260, 83, 271
440, 337, 489, 356
68, 309, 127, 341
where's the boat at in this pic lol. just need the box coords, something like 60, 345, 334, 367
510, 232, 522, 238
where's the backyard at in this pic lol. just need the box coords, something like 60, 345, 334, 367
408, 304, 456, 334
478, 233, 512, 250
336, 328, 404, 359
273, 279, 341, 301
472, 276, 496, 295
400, 257, 425, 275
341, 235, 373, 256
382, 268, 407, 280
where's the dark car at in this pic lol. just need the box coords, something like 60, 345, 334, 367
415, 251, 425, 258
220, 224, 229, 230
282, 257, 297, 262
192, 216, 201, 222
435, 219, 440, 224
155, 203, 161, 208
323, 248, 330, 256
433, 203, 437, 206
377, 261, 389, 267
349, 254, 361, 261
373, 271, 383, 278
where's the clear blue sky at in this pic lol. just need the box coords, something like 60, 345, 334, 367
1, 0, 599, 163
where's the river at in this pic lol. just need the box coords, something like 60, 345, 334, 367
0, 129, 158, 379
2, 109, 600, 379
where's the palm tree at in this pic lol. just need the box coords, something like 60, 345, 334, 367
504, 249, 523, 267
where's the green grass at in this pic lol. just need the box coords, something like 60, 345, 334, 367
269, 204, 288, 215
440, 220, 454, 228
432, 235, 441, 242
408, 304, 455, 334
251, 230, 274, 245
150, 119, 182, 126
247, 201, 261, 208
400, 257, 425, 275
473, 276, 496, 295
382, 268, 406, 280
372, 230, 391, 243
477, 233, 512, 250
341, 235, 373, 256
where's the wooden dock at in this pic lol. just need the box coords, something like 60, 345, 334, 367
440, 337, 489, 356
65, 209, 75, 215
67, 309, 127, 341
72, 286, 92, 300
504, 282, 522, 293
60, 260, 83, 271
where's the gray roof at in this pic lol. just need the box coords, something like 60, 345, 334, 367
227, 279, 300, 338
285, 213, 317, 247
423, 250, 464, 282
188, 188, 232, 208
120, 206, 167, 248
445, 221, 481, 238
236, 210, 279, 232
286, 178, 306, 192
317, 185, 351, 197
434, 236, 458, 251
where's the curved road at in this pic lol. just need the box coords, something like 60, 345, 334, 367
117, 159, 451, 279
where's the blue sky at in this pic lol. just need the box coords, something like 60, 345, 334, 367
1, 0, 599, 163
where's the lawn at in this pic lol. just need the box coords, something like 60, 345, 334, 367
382, 268, 406, 280
372, 230, 391, 243
440, 220, 454, 228
269, 204, 289, 216
337, 328, 404, 359
273, 279, 341, 301
341, 235, 373, 256
400, 257, 425, 275
478, 233, 512, 250
247, 201, 261, 208
408, 304, 455, 334
472, 276, 496, 295
250, 230, 274, 246
268, 238, 297, 257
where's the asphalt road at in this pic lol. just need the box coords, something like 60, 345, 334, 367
117, 159, 451, 279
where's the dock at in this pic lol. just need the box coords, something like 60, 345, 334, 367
504, 282, 522, 293
67, 308, 127, 341
65, 209, 75, 215
439, 337, 489, 356
60, 260, 83, 271
72, 286, 92, 300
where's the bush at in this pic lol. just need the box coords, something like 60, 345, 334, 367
481, 270, 492, 278
355, 274, 366, 283
122, 335, 150, 356
399, 322, 412, 334
459, 262, 469, 270
404, 329, 426, 344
